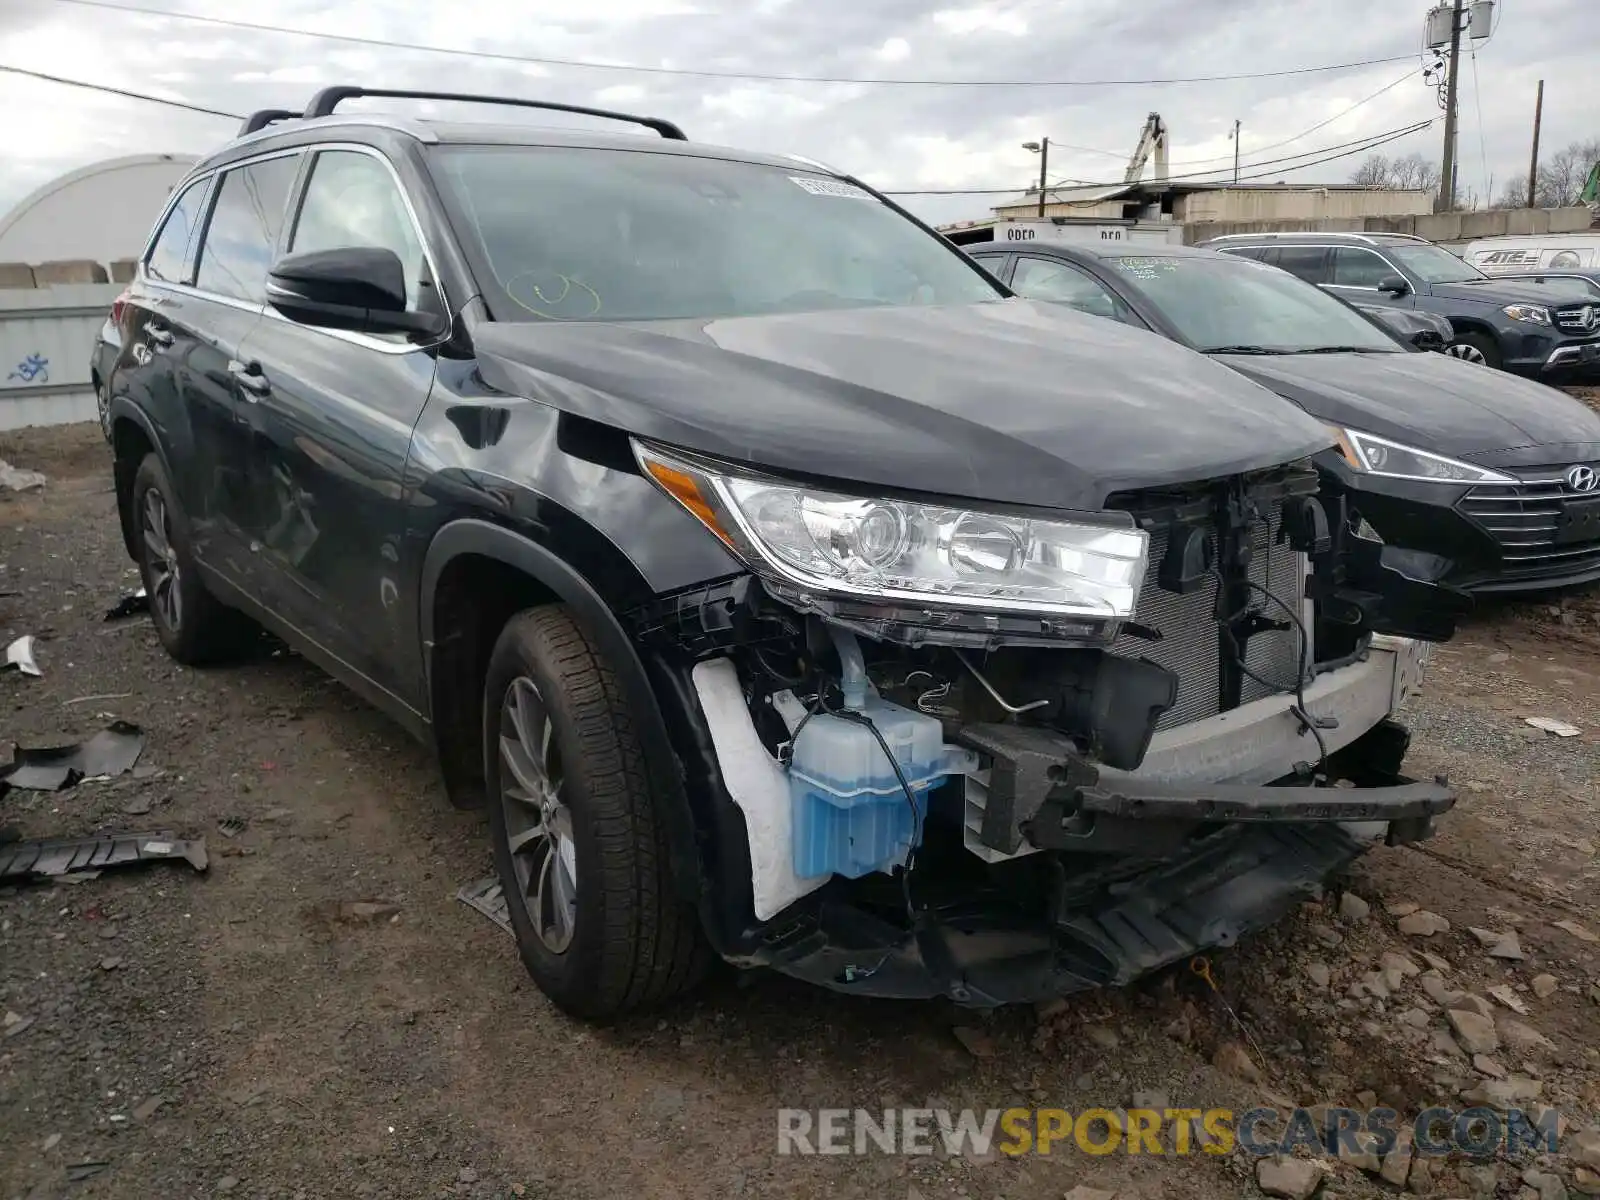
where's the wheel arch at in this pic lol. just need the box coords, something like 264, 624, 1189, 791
108, 398, 170, 562
419, 518, 707, 907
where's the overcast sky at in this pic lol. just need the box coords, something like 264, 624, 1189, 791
1, 0, 1596, 227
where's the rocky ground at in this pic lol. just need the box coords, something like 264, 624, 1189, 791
2, 420, 1600, 1200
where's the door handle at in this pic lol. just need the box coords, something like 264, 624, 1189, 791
144, 323, 174, 348
227, 359, 271, 398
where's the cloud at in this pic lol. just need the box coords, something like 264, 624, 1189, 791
0, 0, 1595, 233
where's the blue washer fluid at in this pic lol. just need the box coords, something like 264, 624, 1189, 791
788, 694, 977, 880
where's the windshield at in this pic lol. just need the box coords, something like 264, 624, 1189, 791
1104, 255, 1402, 353
430, 146, 1003, 321
1386, 243, 1485, 284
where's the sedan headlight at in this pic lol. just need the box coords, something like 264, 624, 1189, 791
1327, 426, 1514, 484
1503, 303, 1552, 325
635, 442, 1149, 621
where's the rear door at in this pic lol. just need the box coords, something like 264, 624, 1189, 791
1264, 246, 1331, 287
230, 145, 443, 705
116, 174, 215, 526
180, 151, 304, 581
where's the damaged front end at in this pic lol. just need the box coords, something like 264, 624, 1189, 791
629, 442, 1467, 1006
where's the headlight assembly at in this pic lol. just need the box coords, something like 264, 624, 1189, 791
1502, 303, 1552, 325
1327, 426, 1514, 485
634, 441, 1149, 622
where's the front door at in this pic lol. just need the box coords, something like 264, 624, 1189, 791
232, 147, 442, 706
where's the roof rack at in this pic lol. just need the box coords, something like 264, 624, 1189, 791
238, 108, 300, 137
1200, 231, 1431, 246
300, 86, 688, 141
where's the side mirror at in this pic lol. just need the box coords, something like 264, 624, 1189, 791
266, 247, 447, 338
1377, 274, 1411, 297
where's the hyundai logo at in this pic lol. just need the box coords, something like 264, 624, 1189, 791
1567, 464, 1600, 493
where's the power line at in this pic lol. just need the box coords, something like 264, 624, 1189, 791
0, 60, 1432, 204
882, 120, 1434, 194
0, 61, 242, 118
1035, 67, 1420, 169
55, 0, 1420, 89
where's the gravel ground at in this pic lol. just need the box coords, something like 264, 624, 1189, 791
3, 423, 1600, 1200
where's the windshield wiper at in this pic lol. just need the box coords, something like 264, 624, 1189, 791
1199, 345, 1290, 355
1288, 346, 1398, 355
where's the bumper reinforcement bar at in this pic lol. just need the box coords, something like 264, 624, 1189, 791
1076, 776, 1454, 824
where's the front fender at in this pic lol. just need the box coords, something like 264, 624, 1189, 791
419, 518, 709, 908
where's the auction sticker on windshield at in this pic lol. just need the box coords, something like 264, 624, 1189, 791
790, 177, 874, 200
1109, 257, 1181, 280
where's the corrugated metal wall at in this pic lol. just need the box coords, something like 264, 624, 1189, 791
0, 283, 118, 430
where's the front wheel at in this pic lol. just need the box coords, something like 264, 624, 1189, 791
1446, 332, 1499, 369
484, 605, 709, 1020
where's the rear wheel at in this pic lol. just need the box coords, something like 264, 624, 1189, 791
94, 375, 112, 442
1446, 332, 1498, 369
484, 605, 709, 1020
131, 454, 256, 664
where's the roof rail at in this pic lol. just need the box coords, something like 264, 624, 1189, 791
1199, 230, 1432, 247
238, 109, 300, 137
301, 86, 688, 141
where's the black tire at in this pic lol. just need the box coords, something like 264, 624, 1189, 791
484, 605, 709, 1020
1449, 331, 1501, 370
131, 453, 256, 665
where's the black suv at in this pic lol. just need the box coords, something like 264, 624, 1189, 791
1198, 231, 1600, 376
103, 86, 1462, 1019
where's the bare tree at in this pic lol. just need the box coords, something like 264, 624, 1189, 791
1497, 178, 1530, 207
1349, 154, 1392, 187
1534, 139, 1600, 206
1349, 151, 1440, 197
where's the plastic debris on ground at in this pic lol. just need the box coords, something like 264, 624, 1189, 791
0, 721, 145, 792
0, 831, 207, 882
3, 634, 40, 676
217, 816, 247, 839
457, 877, 513, 937
1524, 716, 1582, 737
0, 458, 45, 491
103, 588, 149, 621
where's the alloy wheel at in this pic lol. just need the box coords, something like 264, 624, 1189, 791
499, 676, 577, 953
95, 380, 111, 440
1445, 342, 1487, 365
140, 488, 182, 633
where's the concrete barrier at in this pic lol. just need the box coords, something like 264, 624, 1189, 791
0, 263, 37, 290
33, 260, 110, 286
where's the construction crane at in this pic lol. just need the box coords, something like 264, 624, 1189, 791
1124, 113, 1169, 185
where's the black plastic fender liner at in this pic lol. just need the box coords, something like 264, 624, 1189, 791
418, 518, 707, 908
107, 397, 173, 563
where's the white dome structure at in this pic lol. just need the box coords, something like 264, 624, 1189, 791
0, 154, 196, 269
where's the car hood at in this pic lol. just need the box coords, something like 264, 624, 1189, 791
472, 300, 1334, 511
1430, 278, 1580, 307
1214, 349, 1600, 464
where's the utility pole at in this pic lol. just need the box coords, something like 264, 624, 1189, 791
1437, 0, 1465, 212
1023, 138, 1050, 217
1232, 119, 1241, 184
1526, 79, 1544, 208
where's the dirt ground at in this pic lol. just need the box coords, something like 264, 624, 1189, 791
3, 420, 1600, 1200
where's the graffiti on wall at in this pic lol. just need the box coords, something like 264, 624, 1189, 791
6, 354, 49, 384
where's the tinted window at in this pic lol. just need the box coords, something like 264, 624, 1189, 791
1011, 256, 1129, 321
430, 145, 1002, 322
1329, 247, 1395, 288
1269, 247, 1329, 284
290, 150, 427, 310
145, 177, 210, 284
1219, 245, 1272, 261
1105, 255, 1399, 353
195, 156, 301, 302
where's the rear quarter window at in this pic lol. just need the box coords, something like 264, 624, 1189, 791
144, 177, 212, 284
